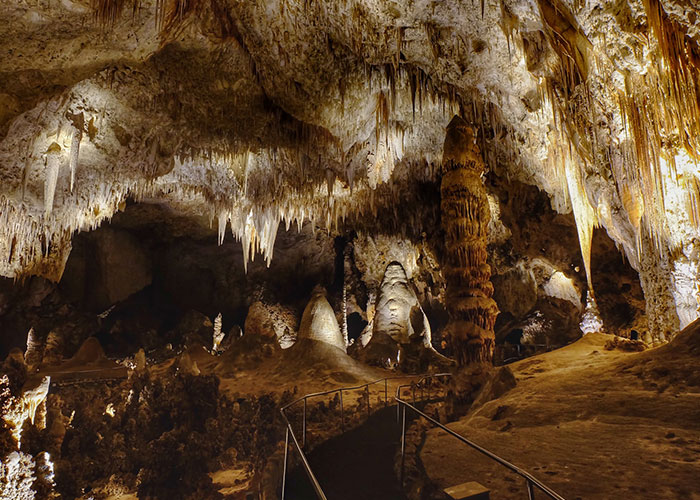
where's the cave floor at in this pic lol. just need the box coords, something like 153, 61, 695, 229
39, 338, 420, 499
421, 330, 700, 500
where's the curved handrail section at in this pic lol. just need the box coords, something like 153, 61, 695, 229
281, 373, 430, 413
396, 397, 567, 500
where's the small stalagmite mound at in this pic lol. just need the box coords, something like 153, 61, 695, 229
297, 286, 345, 352
41, 337, 127, 381
62, 337, 107, 368
174, 351, 201, 376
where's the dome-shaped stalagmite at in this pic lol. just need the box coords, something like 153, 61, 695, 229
298, 286, 345, 352
373, 261, 432, 346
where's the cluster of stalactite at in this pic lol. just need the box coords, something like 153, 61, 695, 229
440, 115, 498, 365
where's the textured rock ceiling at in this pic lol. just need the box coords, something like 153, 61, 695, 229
0, 0, 699, 330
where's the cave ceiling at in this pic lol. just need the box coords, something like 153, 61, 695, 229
0, 0, 699, 296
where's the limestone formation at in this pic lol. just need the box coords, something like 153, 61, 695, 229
372, 262, 432, 346
0, 0, 700, 497
212, 313, 224, 352
1, 374, 50, 445
0, 451, 36, 500
41, 330, 63, 367
174, 351, 201, 376
24, 328, 42, 371
244, 301, 298, 349
298, 286, 345, 352
0, 0, 697, 339
441, 116, 499, 365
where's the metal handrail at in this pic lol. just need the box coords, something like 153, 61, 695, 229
279, 371, 566, 500
396, 397, 567, 500
281, 374, 432, 447
279, 408, 328, 500
279, 373, 433, 500
394, 372, 452, 421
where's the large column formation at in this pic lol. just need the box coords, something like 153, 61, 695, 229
441, 115, 499, 365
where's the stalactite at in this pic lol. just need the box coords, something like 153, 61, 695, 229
217, 211, 227, 245
564, 153, 598, 291
44, 143, 61, 218
441, 116, 499, 365
69, 126, 82, 193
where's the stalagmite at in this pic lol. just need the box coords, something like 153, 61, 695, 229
2, 375, 51, 446
25, 327, 42, 370
440, 116, 499, 365
372, 261, 432, 345
298, 286, 345, 351
212, 312, 224, 352
25, 376, 50, 426
42, 330, 63, 366
580, 292, 604, 334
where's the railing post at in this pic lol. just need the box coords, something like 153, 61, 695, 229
527, 479, 535, 500
281, 427, 289, 500
400, 402, 407, 485
302, 398, 307, 448
384, 379, 388, 407
340, 389, 344, 432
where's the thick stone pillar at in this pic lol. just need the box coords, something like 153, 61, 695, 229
441, 116, 498, 365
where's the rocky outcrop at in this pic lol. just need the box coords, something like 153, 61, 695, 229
491, 264, 538, 320
298, 287, 345, 351
170, 310, 213, 347
244, 301, 298, 349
